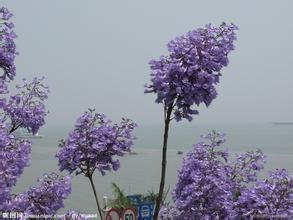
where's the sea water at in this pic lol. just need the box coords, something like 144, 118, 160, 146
13, 123, 293, 213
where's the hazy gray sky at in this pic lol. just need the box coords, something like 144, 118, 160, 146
3, 0, 293, 127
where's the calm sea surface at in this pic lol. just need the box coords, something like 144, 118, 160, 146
13, 123, 293, 214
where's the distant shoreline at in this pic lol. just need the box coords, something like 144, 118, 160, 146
272, 122, 293, 125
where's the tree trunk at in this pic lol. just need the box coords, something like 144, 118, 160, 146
88, 175, 104, 220
153, 105, 172, 220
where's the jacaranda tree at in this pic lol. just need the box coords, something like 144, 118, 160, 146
57, 109, 136, 219
0, 7, 73, 218
1, 7, 136, 219
145, 23, 238, 219
159, 131, 292, 219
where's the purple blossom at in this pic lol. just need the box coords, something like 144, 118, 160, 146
145, 23, 238, 121
159, 204, 181, 220
229, 149, 266, 190
0, 80, 8, 94
57, 109, 137, 176
172, 131, 292, 219
0, 123, 31, 193
0, 7, 17, 84
173, 131, 235, 218
146, 23, 238, 220
57, 109, 136, 219
3, 77, 49, 134
4, 173, 71, 215
0, 7, 72, 218
236, 169, 293, 218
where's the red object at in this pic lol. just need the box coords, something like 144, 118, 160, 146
122, 207, 137, 220
105, 208, 120, 220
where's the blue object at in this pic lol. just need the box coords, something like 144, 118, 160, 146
127, 195, 142, 205
137, 202, 154, 220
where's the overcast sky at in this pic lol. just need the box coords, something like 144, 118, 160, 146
2, 0, 293, 127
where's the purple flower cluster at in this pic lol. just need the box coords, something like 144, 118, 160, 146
3, 173, 71, 215
0, 7, 17, 84
145, 23, 238, 121
3, 77, 49, 134
0, 123, 31, 205
236, 169, 293, 218
57, 109, 137, 176
230, 149, 266, 189
173, 131, 235, 218
170, 131, 292, 219
159, 204, 181, 220
0, 7, 73, 218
